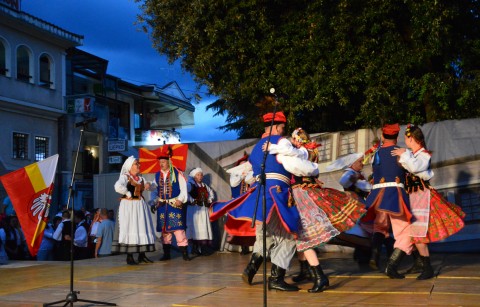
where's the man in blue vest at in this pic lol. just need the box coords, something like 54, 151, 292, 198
364, 123, 413, 278
151, 148, 190, 261
211, 109, 319, 291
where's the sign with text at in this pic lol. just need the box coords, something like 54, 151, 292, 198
108, 140, 127, 152
108, 156, 122, 164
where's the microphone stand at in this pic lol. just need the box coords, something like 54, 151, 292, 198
44, 122, 116, 307
251, 93, 279, 307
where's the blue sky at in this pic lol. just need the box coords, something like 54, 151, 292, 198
21, 0, 239, 143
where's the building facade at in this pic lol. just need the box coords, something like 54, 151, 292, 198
0, 2, 83, 205
0, 3, 195, 215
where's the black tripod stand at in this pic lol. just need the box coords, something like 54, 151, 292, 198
44, 119, 116, 307
251, 89, 280, 307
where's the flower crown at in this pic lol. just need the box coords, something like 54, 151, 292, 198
405, 123, 415, 137
292, 127, 308, 144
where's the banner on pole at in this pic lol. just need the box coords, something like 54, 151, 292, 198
0, 154, 59, 256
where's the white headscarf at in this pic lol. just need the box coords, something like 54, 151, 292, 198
189, 167, 203, 178
325, 153, 363, 172
120, 156, 137, 179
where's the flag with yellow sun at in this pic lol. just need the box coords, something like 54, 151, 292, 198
138, 144, 188, 173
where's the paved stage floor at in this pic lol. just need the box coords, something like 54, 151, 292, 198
0, 248, 479, 306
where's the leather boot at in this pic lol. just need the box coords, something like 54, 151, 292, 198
404, 249, 422, 274
180, 246, 191, 261
159, 244, 171, 261
268, 264, 299, 291
384, 236, 395, 258
126, 253, 138, 265
138, 252, 154, 263
369, 232, 385, 270
385, 248, 406, 279
242, 253, 263, 285
417, 256, 434, 280
308, 265, 329, 293
191, 242, 201, 256
292, 260, 313, 282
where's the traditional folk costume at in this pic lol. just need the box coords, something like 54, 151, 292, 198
268, 140, 366, 253
210, 111, 319, 291
329, 152, 385, 265
112, 156, 156, 264
151, 152, 190, 261
398, 147, 465, 243
363, 123, 413, 279
337, 153, 372, 201
186, 168, 215, 255
224, 155, 256, 252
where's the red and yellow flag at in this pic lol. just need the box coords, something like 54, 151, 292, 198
0, 154, 58, 256
139, 144, 188, 173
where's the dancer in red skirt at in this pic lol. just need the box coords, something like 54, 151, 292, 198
266, 128, 366, 292
391, 124, 465, 279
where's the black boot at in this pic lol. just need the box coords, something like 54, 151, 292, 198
369, 232, 385, 270
308, 265, 329, 293
138, 252, 154, 263
268, 264, 299, 291
242, 253, 263, 285
240, 246, 250, 255
385, 248, 406, 279
384, 236, 395, 258
159, 244, 171, 261
180, 246, 191, 261
404, 249, 422, 274
417, 256, 434, 280
292, 260, 313, 282
191, 242, 201, 256
126, 253, 138, 265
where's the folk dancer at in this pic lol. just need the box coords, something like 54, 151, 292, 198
210, 111, 319, 291
266, 128, 366, 292
362, 123, 413, 279
187, 168, 215, 256
225, 153, 257, 254
151, 147, 191, 261
391, 124, 465, 279
112, 156, 156, 265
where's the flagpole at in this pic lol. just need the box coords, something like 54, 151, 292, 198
31, 184, 53, 248
44, 120, 116, 307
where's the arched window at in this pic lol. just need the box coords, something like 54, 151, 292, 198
16, 45, 33, 83
0, 37, 11, 77
39, 53, 54, 88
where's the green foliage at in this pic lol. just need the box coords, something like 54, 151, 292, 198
137, 0, 480, 138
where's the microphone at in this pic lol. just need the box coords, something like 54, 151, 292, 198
75, 117, 97, 127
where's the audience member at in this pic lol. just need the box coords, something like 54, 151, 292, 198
53, 210, 73, 261
0, 218, 8, 265
95, 208, 115, 258
37, 217, 56, 261
73, 210, 90, 260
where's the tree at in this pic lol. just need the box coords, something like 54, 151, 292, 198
136, 0, 480, 138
